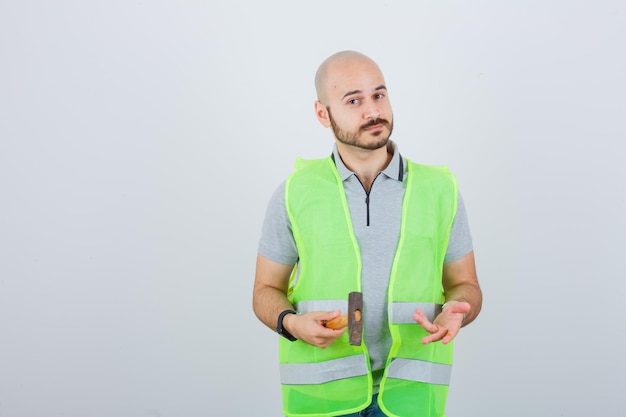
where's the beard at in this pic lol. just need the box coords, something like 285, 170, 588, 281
328, 107, 393, 151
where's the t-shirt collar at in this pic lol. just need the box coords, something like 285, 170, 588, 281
332, 140, 404, 182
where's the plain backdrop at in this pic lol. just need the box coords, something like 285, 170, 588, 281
1, 1, 625, 416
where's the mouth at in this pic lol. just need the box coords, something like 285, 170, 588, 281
364, 123, 383, 131
361, 120, 388, 132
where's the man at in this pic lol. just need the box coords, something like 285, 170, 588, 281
253, 51, 482, 417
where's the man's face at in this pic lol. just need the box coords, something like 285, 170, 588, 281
321, 59, 394, 151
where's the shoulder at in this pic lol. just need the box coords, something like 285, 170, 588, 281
288, 156, 334, 178
286, 156, 336, 191
405, 159, 452, 175
405, 159, 457, 188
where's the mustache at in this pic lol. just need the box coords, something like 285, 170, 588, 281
360, 118, 390, 130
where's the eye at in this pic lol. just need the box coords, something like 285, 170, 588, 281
374, 93, 385, 100
347, 98, 361, 105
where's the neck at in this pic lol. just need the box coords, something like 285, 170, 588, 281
336, 141, 393, 191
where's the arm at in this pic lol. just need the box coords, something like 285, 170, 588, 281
413, 250, 482, 344
252, 254, 346, 348
441, 250, 482, 326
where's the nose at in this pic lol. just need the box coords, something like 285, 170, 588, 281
363, 100, 381, 120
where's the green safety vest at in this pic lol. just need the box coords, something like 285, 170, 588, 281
280, 156, 458, 417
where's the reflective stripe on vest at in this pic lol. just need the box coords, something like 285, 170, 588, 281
280, 354, 369, 385
386, 302, 451, 386
386, 358, 452, 385
294, 300, 348, 314
389, 302, 443, 324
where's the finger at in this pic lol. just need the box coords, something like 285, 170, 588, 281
301, 318, 347, 348
318, 310, 342, 321
441, 328, 459, 345
421, 328, 448, 344
311, 310, 339, 326
314, 326, 347, 348
413, 309, 438, 333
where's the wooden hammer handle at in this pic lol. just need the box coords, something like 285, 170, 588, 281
324, 314, 348, 330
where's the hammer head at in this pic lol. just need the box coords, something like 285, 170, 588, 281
347, 291, 363, 346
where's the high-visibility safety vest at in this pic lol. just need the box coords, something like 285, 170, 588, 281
280, 156, 458, 417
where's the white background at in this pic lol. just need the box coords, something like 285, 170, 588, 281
1, 1, 625, 416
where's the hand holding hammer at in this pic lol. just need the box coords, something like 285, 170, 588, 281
323, 292, 363, 346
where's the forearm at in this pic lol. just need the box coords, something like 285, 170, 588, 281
253, 254, 297, 332
253, 283, 295, 332
444, 282, 482, 326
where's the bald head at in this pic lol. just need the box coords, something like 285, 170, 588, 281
312, 50, 393, 150
314, 51, 384, 105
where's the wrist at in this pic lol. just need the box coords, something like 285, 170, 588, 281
277, 309, 298, 341
284, 312, 298, 333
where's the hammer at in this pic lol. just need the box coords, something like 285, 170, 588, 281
323, 292, 363, 346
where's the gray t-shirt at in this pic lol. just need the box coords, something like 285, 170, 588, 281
258, 142, 473, 390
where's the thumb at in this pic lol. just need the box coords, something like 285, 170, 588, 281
322, 310, 347, 329
327, 310, 342, 319
313, 310, 342, 320
445, 301, 471, 315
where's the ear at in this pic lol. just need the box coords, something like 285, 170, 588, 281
314, 101, 331, 128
